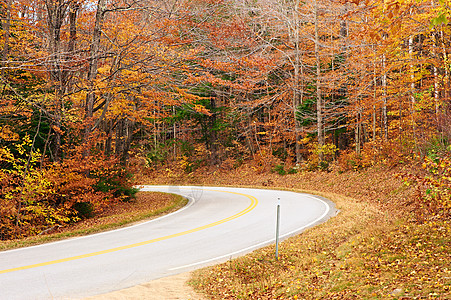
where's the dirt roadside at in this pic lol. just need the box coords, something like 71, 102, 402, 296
84, 272, 206, 300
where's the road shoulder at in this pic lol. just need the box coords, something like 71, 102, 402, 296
83, 272, 206, 300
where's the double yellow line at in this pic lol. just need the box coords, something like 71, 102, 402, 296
0, 190, 258, 274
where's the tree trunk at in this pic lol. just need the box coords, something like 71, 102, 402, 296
441, 30, 449, 102
121, 119, 134, 165
67, 2, 78, 56
373, 105, 376, 143
115, 118, 124, 156
355, 109, 361, 155
209, 97, 219, 165
293, 1, 302, 164
105, 120, 112, 156
45, 0, 71, 161
382, 51, 388, 141
371, 44, 378, 144
433, 32, 440, 128
314, 0, 324, 160
408, 35, 418, 153
85, 0, 106, 142
1, 0, 12, 79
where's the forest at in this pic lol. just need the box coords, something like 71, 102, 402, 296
0, 0, 450, 242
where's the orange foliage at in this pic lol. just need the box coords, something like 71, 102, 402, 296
0, 142, 135, 240
401, 153, 451, 222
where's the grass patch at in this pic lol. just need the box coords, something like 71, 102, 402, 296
0, 192, 187, 251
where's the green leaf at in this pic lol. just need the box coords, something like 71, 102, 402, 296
432, 13, 449, 26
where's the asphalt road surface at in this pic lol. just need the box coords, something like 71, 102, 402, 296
0, 186, 336, 299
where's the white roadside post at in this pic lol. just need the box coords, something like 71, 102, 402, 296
275, 197, 281, 260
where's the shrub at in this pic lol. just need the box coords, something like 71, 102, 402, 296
306, 143, 338, 171
73, 202, 94, 219
272, 164, 286, 175
92, 165, 138, 202
287, 167, 298, 174
337, 148, 376, 172
0, 141, 138, 240
400, 152, 451, 222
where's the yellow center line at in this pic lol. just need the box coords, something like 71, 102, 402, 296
0, 190, 258, 274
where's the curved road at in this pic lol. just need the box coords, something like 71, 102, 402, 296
0, 186, 336, 299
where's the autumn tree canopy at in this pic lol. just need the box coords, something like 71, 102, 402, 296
1, 0, 450, 239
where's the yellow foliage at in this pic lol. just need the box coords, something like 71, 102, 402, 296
0, 125, 19, 141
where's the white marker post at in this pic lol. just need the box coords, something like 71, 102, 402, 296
275, 197, 281, 260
